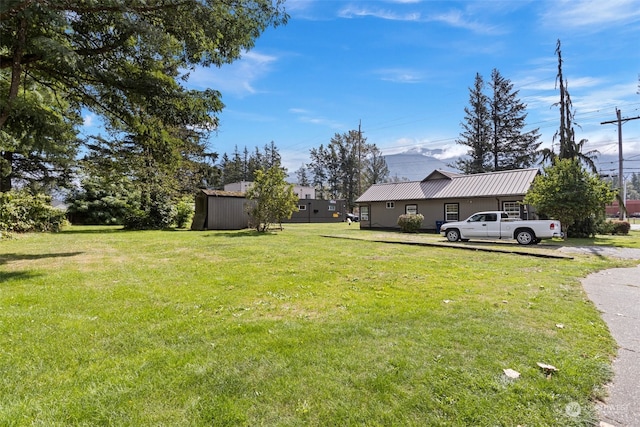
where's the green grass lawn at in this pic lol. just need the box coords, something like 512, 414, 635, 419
0, 224, 636, 426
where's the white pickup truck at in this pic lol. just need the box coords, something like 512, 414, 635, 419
440, 211, 563, 245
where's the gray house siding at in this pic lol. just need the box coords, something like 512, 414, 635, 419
285, 199, 346, 223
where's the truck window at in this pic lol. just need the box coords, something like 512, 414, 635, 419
485, 213, 497, 222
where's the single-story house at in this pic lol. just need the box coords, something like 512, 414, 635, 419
355, 168, 540, 231
191, 189, 250, 230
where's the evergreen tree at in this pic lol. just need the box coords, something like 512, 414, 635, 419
455, 73, 491, 174
489, 69, 541, 171
307, 130, 386, 209
221, 146, 244, 185
295, 165, 311, 186
218, 142, 285, 187
263, 141, 282, 170
0, 78, 81, 191
456, 71, 540, 174
247, 147, 264, 182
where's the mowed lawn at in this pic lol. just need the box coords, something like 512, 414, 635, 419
0, 224, 634, 426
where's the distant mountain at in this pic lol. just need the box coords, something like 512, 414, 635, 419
383, 148, 458, 181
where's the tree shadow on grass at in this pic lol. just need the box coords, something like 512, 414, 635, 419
203, 230, 276, 238
0, 270, 41, 282
0, 252, 84, 266
58, 227, 124, 235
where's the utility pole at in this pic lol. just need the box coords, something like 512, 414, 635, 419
357, 120, 362, 197
601, 109, 640, 220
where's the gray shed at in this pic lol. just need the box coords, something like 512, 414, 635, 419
191, 189, 250, 230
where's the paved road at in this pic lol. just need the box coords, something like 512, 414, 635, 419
581, 258, 640, 427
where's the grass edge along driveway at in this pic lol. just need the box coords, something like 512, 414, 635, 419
0, 224, 636, 426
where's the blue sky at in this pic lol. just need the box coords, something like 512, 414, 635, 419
86, 0, 640, 177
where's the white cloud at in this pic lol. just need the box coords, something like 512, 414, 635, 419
290, 108, 345, 129
337, 3, 502, 35
432, 144, 468, 160
428, 10, 503, 35
380, 137, 464, 160
375, 68, 425, 84
540, 0, 640, 29
187, 51, 278, 97
338, 5, 420, 21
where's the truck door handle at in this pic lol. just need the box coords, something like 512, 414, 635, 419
482, 224, 487, 226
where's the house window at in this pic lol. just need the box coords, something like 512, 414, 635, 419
360, 206, 369, 221
502, 201, 521, 218
298, 205, 307, 211
445, 203, 459, 221
328, 205, 335, 211
386, 201, 395, 209
406, 204, 418, 215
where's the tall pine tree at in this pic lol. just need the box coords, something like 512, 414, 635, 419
456, 71, 540, 174
455, 73, 491, 174
489, 69, 541, 171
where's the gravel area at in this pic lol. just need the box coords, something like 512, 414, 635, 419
558, 246, 640, 260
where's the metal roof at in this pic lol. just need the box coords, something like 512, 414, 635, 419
200, 189, 246, 198
356, 168, 539, 202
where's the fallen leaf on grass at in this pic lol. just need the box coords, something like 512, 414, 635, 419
537, 362, 558, 371
503, 368, 520, 379
537, 362, 558, 378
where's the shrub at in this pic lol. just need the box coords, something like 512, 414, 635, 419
174, 197, 194, 229
570, 216, 601, 238
65, 177, 139, 225
0, 190, 67, 233
597, 220, 630, 235
597, 221, 614, 235
609, 220, 630, 235
397, 213, 424, 233
123, 190, 177, 230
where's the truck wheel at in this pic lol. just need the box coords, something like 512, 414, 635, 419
515, 229, 534, 245
445, 229, 460, 242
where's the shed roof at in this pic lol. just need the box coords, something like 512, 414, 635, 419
356, 168, 539, 203
200, 189, 246, 198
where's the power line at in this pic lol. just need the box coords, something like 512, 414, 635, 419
600, 109, 640, 219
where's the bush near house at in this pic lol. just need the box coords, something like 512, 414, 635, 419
397, 213, 424, 232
